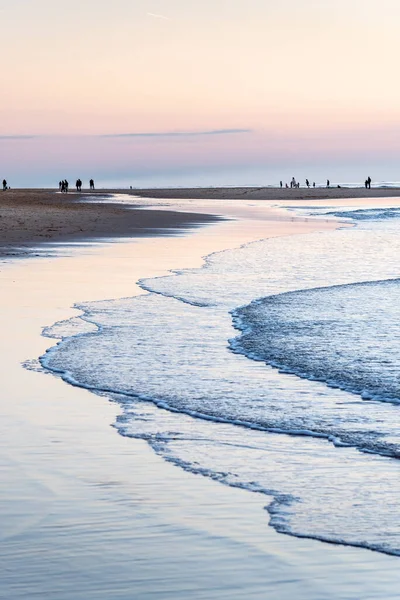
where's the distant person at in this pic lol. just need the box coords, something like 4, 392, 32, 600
280, 180, 283, 188
285, 183, 289, 188
367, 176, 371, 189
313, 182, 316, 188
90, 178, 95, 190
327, 179, 330, 188
291, 177, 296, 188
2, 179, 7, 191
365, 179, 368, 189
306, 179, 310, 188
64, 179, 69, 193
58, 181, 62, 191
76, 178, 82, 192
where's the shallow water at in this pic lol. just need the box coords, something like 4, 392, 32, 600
41, 201, 400, 556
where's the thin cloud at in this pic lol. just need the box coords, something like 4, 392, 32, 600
0, 134, 39, 140
102, 129, 252, 138
147, 12, 171, 20
0, 129, 252, 140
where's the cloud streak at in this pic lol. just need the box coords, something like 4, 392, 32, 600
101, 129, 252, 138
0, 135, 38, 140
146, 12, 171, 20
0, 129, 252, 141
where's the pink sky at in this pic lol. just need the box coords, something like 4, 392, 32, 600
1, 0, 400, 185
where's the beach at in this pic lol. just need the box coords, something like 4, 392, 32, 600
2, 190, 400, 598
2, 186, 400, 255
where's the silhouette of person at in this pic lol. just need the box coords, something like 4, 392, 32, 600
58, 181, 62, 191
365, 179, 368, 189
280, 181, 283, 188
327, 179, 330, 188
90, 179, 95, 190
65, 180, 69, 193
306, 179, 310, 188
313, 182, 316, 188
2, 179, 7, 191
367, 176, 371, 189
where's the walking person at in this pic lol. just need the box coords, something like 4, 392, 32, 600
2, 179, 7, 191
306, 179, 310, 188
90, 178, 95, 190
367, 176, 372, 189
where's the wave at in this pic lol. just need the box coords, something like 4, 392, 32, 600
231, 278, 400, 405
326, 207, 400, 221
112, 390, 400, 557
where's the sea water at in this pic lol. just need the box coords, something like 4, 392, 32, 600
41, 202, 400, 556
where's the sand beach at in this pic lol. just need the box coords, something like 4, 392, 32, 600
0, 189, 220, 257
133, 185, 400, 201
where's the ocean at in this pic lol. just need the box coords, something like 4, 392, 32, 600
40, 199, 400, 557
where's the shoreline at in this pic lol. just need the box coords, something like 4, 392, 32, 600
1, 187, 400, 257
2, 197, 400, 597
2, 186, 399, 257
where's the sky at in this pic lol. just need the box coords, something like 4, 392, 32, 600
1, 0, 400, 187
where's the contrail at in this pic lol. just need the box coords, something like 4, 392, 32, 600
147, 12, 171, 20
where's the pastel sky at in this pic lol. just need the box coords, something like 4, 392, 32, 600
1, 0, 400, 186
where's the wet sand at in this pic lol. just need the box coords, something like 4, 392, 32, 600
0, 189, 219, 256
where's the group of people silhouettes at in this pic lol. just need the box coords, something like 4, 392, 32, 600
58, 179, 95, 193
281, 178, 318, 189
59, 180, 69, 192
280, 177, 372, 189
